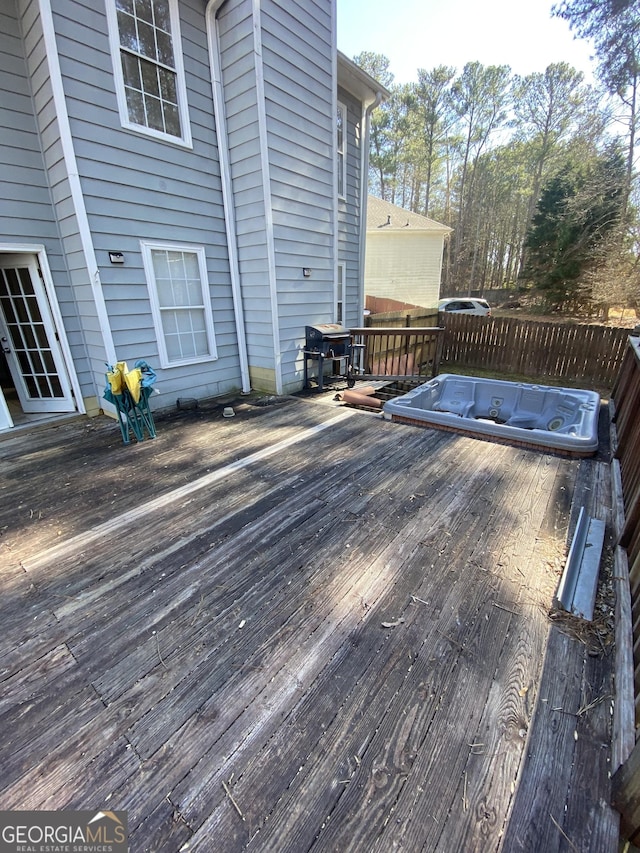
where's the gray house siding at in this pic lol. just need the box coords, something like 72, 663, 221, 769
20, 0, 107, 400
338, 86, 362, 329
261, 0, 335, 391
217, 0, 276, 386
1, 0, 95, 401
1, 0, 379, 419
50, 0, 244, 404
1, 5, 54, 241
215, 0, 339, 393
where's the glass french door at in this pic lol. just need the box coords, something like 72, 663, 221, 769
0, 255, 75, 413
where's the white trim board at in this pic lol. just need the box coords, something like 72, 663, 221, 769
39, 0, 117, 368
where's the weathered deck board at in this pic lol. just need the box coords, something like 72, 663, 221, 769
431, 459, 568, 853
0, 396, 618, 851
0, 399, 337, 556
564, 648, 620, 850
311, 454, 561, 853
179, 442, 511, 850
121, 430, 486, 832
501, 456, 619, 853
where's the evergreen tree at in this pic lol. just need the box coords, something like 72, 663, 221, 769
524, 147, 626, 308
553, 0, 640, 212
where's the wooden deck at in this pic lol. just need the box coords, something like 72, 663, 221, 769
0, 393, 620, 851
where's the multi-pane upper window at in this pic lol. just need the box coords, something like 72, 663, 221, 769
109, 0, 191, 144
142, 243, 217, 367
337, 101, 346, 199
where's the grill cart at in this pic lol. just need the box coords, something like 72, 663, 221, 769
303, 324, 356, 392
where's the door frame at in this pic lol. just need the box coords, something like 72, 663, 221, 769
0, 244, 84, 420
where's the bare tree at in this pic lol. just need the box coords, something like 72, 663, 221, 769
450, 62, 512, 291
414, 66, 457, 216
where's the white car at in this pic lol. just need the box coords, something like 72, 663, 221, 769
438, 298, 492, 316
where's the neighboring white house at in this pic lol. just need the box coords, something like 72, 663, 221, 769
365, 196, 452, 310
0, 0, 387, 431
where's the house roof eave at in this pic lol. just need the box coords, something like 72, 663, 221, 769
337, 51, 390, 104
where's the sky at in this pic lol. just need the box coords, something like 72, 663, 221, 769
337, 0, 596, 84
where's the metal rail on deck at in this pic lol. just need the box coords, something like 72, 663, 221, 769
555, 506, 605, 619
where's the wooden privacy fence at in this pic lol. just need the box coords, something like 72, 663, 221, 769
609, 337, 640, 841
349, 327, 442, 380
439, 314, 629, 390
365, 308, 439, 329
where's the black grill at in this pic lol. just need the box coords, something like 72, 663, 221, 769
305, 324, 351, 357
303, 324, 354, 391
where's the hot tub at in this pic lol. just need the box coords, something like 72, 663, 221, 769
382, 374, 600, 456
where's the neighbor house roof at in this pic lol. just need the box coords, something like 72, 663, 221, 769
367, 195, 452, 234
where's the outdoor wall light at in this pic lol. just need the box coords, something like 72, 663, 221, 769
109, 252, 125, 264
303, 268, 311, 277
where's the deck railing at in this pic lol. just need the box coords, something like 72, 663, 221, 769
609, 336, 640, 840
349, 327, 443, 381
612, 338, 640, 566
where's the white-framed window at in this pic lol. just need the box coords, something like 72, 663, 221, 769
337, 101, 346, 199
336, 262, 345, 324
107, 0, 192, 146
141, 242, 217, 368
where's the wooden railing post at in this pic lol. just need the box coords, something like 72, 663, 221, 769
434, 327, 443, 377
612, 738, 640, 843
